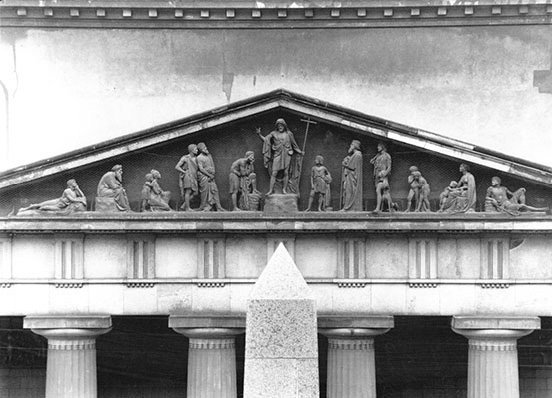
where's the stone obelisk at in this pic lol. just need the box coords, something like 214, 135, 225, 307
243, 243, 319, 398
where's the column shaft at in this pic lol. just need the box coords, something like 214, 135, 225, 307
467, 337, 520, 398
187, 337, 237, 398
327, 337, 376, 398
452, 319, 539, 398
46, 336, 98, 398
24, 316, 112, 398
321, 327, 391, 398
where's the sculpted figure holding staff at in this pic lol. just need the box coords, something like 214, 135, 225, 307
255, 118, 304, 195
370, 142, 394, 213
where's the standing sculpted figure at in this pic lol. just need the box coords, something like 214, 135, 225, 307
229, 151, 260, 211
175, 144, 199, 211
406, 166, 431, 212
370, 142, 394, 212
340, 140, 363, 211
441, 163, 476, 213
305, 155, 332, 212
196, 142, 226, 212
255, 118, 304, 195
485, 176, 547, 215
18, 179, 87, 215
140, 169, 172, 212
96, 164, 131, 212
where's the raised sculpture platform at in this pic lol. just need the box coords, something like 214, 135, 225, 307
263, 193, 299, 214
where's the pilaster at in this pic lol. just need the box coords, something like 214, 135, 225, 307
23, 315, 112, 398
452, 316, 540, 398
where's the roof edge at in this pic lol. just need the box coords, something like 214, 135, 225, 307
1, 88, 551, 189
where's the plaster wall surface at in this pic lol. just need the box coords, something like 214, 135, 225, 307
1, 26, 551, 170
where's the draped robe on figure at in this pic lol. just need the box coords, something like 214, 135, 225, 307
342, 150, 363, 211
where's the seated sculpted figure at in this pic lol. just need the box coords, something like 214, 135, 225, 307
485, 176, 547, 215
441, 163, 477, 213
438, 181, 460, 212
18, 179, 87, 215
140, 170, 172, 212
95, 164, 131, 212
229, 151, 260, 211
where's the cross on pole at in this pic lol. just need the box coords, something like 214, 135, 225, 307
300, 117, 317, 153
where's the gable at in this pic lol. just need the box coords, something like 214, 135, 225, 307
1, 89, 551, 214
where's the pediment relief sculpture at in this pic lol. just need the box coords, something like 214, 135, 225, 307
16, 179, 86, 216
255, 118, 305, 196
340, 140, 363, 212
197, 142, 226, 212
439, 163, 477, 214
95, 164, 131, 212
229, 151, 261, 211
4, 91, 551, 217
141, 169, 172, 212
11, 135, 550, 217
175, 144, 199, 212
406, 166, 431, 213
305, 155, 332, 212
485, 176, 548, 215
371, 142, 394, 213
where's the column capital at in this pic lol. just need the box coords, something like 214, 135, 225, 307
452, 328, 534, 343
318, 315, 394, 330
320, 328, 390, 339
169, 315, 245, 338
24, 315, 112, 330
451, 316, 540, 331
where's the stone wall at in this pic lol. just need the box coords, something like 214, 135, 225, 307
1, 25, 551, 170
0, 369, 45, 398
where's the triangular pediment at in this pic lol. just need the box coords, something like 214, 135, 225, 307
1, 89, 551, 190
1, 89, 551, 215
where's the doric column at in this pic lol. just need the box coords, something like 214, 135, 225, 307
23, 315, 112, 398
319, 316, 394, 398
169, 315, 245, 398
452, 316, 540, 398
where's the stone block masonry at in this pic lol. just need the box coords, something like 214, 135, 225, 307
243, 243, 319, 398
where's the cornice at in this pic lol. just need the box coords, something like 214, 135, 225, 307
1, 1, 552, 28
1, 213, 552, 233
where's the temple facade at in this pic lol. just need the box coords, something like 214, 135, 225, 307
1, 1, 552, 397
